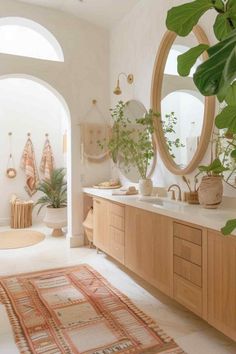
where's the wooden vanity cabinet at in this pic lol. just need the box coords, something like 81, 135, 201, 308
93, 198, 110, 253
93, 198, 125, 263
207, 230, 236, 341
91, 195, 236, 341
172, 222, 207, 319
125, 206, 173, 297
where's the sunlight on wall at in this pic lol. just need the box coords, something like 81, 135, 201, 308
0, 17, 64, 61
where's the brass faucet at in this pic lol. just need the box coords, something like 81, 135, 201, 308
168, 184, 182, 201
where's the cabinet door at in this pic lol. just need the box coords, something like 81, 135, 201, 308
93, 198, 109, 252
208, 230, 236, 341
125, 206, 173, 296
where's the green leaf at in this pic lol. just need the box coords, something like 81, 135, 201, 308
199, 158, 228, 174
221, 219, 236, 235
215, 105, 236, 132
177, 44, 209, 76
193, 29, 236, 98
231, 149, 236, 159
225, 81, 236, 105
214, 13, 233, 41
213, 0, 224, 11
166, 0, 213, 36
218, 45, 236, 100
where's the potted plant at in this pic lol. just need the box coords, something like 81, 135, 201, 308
35, 168, 67, 236
196, 158, 228, 208
99, 101, 159, 196
166, 1, 236, 232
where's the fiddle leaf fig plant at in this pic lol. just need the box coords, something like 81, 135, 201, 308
166, 0, 236, 234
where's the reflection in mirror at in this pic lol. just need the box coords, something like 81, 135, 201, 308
161, 32, 205, 169
117, 100, 156, 183
161, 91, 204, 168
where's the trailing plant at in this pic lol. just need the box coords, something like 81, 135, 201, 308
162, 112, 185, 158
215, 128, 236, 187
35, 168, 67, 214
98, 101, 159, 179
166, 0, 236, 235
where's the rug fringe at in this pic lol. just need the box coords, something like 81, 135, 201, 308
0, 284, 32, 353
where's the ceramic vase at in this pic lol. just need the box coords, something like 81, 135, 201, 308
198, 176, 223, 209
44, 206, 67, 236
139, 178, 153, 196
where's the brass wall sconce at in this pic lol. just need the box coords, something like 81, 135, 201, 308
113, 72, 134, 95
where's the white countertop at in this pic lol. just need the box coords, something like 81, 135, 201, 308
83, 187, 236, 235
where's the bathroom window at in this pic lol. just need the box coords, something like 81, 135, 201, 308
0, 17, 64, 62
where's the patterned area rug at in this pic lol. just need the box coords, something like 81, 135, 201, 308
0, 265, 185, 354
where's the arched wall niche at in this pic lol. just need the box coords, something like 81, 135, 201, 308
0, 73, 72, 238
0, 17, 64, 62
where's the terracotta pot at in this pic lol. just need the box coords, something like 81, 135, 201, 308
198, 176, 223, 209
139, 178, 153, 196
43, 206, 67, 236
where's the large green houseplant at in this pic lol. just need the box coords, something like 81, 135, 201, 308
166, 0, 236, 234
35, 168, 67, 237
99, 101, 158, 195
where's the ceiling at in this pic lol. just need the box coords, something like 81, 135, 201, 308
16, 0, 140, 29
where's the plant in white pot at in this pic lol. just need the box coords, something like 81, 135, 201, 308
99, 101, 158, 196
35, 168, 67, 236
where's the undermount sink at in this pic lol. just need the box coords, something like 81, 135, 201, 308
138, 197, 183, 210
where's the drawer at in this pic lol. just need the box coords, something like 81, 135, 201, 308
109, 226, 124, 264
110, 203, 125, 218
174, 237, 202, 266
174, 256, 202, 287
109, 213, 124, 231
173, 222, 202, 246
174, 274, 202, 317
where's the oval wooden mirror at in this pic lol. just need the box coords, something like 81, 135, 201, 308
151, 25, 215, 175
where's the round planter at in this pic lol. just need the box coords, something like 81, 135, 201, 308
43, 206, 67, 237
198, 176, 223, 209
139, 178, 153, 196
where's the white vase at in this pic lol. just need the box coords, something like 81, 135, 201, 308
43, 206, 67, 236
139, 178, 153, 196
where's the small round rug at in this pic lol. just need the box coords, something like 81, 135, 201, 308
0, 230, 45, 249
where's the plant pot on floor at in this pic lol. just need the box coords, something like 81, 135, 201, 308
198, 176, 223, 209
139, 178, 153, 196
44, 206, 67, 236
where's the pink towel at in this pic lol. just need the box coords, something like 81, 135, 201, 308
40, 138, 54, 179
21, 137, 39, 196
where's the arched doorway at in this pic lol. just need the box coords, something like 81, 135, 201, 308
0, 74, 72, 237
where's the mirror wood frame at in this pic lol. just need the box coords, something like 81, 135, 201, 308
151, 25, 215, 175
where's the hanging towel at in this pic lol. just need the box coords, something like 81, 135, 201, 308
21, 137, 39, 196
40, 137, 54, 179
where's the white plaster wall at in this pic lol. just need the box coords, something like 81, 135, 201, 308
0, 0, 111, 245
110, 0, 235, 196
0, 78, 66, 225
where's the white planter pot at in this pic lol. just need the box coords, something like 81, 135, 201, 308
139, 178, 153, 196
43, 206, 67, 236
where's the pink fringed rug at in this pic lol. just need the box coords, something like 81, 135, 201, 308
0, 265, 185, 354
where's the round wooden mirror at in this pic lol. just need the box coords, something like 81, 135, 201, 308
151, 25, 215, 175
117, 99, 157, 182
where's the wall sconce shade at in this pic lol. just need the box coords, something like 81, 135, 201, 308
113, 73, 134, 95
